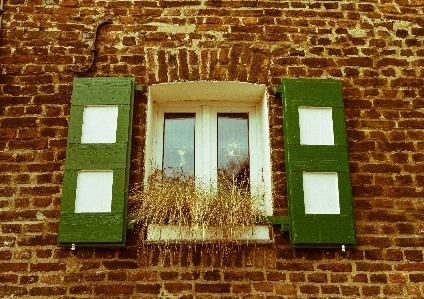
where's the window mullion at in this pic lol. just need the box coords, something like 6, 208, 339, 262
201, 105, 212, 184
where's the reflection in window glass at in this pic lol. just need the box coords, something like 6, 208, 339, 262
217, 113, 249, 189
163, 113, 195, 176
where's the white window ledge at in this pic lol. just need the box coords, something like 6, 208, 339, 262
144, 224, 273, 244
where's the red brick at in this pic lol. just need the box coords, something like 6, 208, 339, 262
20, 275, 38, 284
165, 283, 192, 293
136, 284, 161, 294
29, 287, 66, 296
203, 270, 220, 281
94, 284, 133, 295
159, 271, 178, 280
195, 283, 231, 293
300, 285, 319, 294
0, 263, 27, 273
245, 271, 265, 281
322, 285, 339, 294
275, 284, 297, 295
0, 274, 19, 284
232, 283, 251, 293
317, 263, 352, 272
253, 282, 274, 292
69, 285, 92, 294
276, 262, 314, 271
102, 261, 138, 270
30, 263, 66, 272
0, 286, 28, 297
362, 286, 380, 296
0, 250, 13, 260
383, 284, 404, 295
307, 273, 327, 283
267, 271, 286, 281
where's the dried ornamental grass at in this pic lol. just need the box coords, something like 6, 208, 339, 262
128, 170, 269, 248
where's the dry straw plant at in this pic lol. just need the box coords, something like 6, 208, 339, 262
128, 168, 270, 250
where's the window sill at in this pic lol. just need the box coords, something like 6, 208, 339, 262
143, 224, 273, 244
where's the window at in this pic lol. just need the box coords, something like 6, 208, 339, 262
144, 82, 272, 241
58, 78, 356, 248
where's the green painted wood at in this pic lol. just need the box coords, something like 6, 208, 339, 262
266, 216, 289, 225
58, 77, 135, 247
60, 171, 79, 212
281, 78, 357, 248
65, 144, 128, 170
72, 77, 133, 105
67, 106, 84, 144
282, 78, 343, 107
290, 214, 356, 247
116, 106, 131, 143
58, 213, 124, 244
286, 145, 349, 172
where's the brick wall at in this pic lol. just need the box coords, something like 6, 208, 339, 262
1, 0, 424, 297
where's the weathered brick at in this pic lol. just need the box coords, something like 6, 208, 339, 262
300, 285, 319, 294
405, 250, 423, 262
0, 250, 12, 260
29, 287, 66, 296
136, 284, 161, 294
195, 283, 231, 293
0, 286, 28, 297
69, 285, 92, 294
103, 261, 138, 270
165, 283, 192, 293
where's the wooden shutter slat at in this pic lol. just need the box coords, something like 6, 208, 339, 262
72, 79, 133, 105
286, 145, 349, 172
291, 214, 356, 246
282, 79, 343, 106
58, 213, 124, 243
65, 144, 128, 170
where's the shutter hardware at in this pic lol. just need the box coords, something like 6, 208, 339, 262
72, 18, 113, 74
266, 216, 290, 232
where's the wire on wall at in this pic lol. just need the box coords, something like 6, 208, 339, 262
0, 0, 4, 29
72, 18, 113, 74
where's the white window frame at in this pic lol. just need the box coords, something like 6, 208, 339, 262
144, 82, 272, 241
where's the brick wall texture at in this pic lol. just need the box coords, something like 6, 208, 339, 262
1, 0, 424, 298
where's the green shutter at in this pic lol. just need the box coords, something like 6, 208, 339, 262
280, 78, 356, 248
58, 77, 136, 247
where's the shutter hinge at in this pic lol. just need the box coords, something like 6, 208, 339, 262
274, 86, 282, 94
135, 84, 143, 91
267, 216, 290, 232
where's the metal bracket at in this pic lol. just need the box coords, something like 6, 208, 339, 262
274, 86, 282, 94
267, 216, 290, 232
72, 18, 113, 74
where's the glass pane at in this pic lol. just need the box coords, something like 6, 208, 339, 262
217, 113, 249, 189
163, 113, 195, 176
